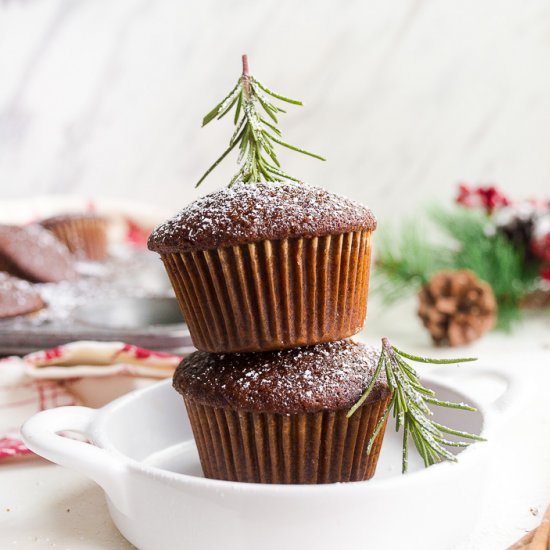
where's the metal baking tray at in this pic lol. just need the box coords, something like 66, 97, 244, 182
0, 252, 194, 355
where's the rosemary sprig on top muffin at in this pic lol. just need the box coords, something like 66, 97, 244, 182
196, 54, 325, 187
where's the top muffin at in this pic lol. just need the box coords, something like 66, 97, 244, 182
148, 182, 376, 253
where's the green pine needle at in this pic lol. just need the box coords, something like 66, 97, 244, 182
196, 55, 325, 188
348, 338, 485, 474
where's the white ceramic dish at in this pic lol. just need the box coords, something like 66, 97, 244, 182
22, 365, 523, 550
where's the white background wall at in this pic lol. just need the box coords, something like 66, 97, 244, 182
1, 0, 550, 223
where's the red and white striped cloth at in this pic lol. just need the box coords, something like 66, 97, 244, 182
0, 341, 182, 459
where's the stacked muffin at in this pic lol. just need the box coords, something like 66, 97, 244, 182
148, 182, 391, 484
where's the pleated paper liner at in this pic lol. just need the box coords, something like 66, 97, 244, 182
185, 395, 391, 484
42, 217, 108, 261
162, 230, 372, 352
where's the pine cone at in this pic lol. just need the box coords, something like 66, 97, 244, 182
418, 270, 497, 347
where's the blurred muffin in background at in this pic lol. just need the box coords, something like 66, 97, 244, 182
0, 224, 76, 283
40, 213, 109, 261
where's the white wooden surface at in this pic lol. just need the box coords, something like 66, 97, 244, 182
1, 0, 550, 223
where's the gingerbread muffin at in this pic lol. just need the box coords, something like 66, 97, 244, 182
0, 273, 45, 318
40, 213, 108, 261
173, 339, 390, 484
0, 225, 76, 283
148, 182, 376, 353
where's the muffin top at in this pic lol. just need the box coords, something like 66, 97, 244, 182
148, 182, 376, 254
0, 224, 77, 283
0, 273, 45, 319
173, 340, 390, 414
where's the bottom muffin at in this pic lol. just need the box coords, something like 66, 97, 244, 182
173, 340, 391, 484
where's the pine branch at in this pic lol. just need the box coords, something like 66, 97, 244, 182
373, 222, 452, 304
348, 338, 485, 474
196, 54, 325, 188
374, 206, 540, 330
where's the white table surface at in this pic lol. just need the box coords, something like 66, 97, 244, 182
1, 296, 549, 550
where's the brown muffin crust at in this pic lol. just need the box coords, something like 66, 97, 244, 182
148, 182, 376, 253
0, 273, 45, 318
0, 225, 76, 283
173, 340, 389, 414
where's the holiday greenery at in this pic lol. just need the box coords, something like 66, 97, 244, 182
375, 184, 550, 331
196, 55, 325, 188
348, 338, 484, 473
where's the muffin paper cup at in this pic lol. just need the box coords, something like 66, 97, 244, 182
162, 231, 372, 352
184, 395, 391, 484
43, 218, 108, 261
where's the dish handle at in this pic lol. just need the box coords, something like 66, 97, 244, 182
427, 365, 528, 419
21, 406, 130, 515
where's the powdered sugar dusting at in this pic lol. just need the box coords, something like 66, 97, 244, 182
174, 340, 390, 414
0, 251, 172, 330
0, 273, 44, 318
148, 182, 376, 253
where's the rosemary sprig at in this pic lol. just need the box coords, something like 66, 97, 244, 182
347, 337, 485, 473
195, 54, 325, 188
